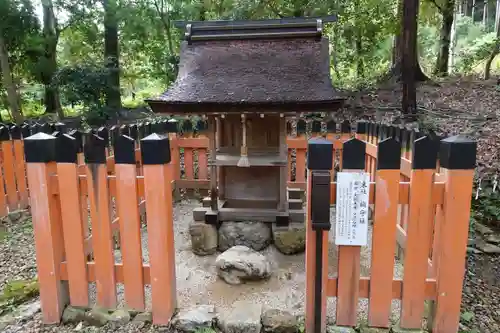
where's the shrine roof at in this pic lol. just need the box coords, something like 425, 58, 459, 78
146, 18, 345, 114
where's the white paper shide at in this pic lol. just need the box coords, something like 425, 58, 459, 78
335, 172, 370, 246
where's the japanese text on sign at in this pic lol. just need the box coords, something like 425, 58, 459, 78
335, 172, 370, 246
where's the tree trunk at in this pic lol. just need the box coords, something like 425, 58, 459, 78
449, 0, 460, 73
472, 0, 476, 21
0, 34, 23, 124
384, 0, 428, 82
496, 0, 500, 31
104, 0, 121, 111
41, 0, 63, 119
484, 0, 500, 79
466, 0, 473, 16
434, 0, 455, 76
402, 0, 419, 119
483, 0, 488, 25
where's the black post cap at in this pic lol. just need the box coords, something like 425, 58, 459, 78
21, 124, 31, 138
137, 123, 146, 139
141, 133, 171, 165
84, 134, 106, 164
296, 119, 307, 135
182, 119, 193, 133
196, 119, 208, 132
109, 125, 119, 140
69, 129, 83, 153
24, 133, 56, 163
120, 124, 129, 136
52, 131, 62, 138
326, 119, 336, 133
166, 119, 179, 133
114, 135, 136, 164
342, 138, 366, 170
286, 120, 292, 135
10, 125, 21, 140
377, 138, 401, 170
54, 122, 66, 133
6, 122, 15, 128
412, 136, 438, 169
307, 137, 333, 170
55, 134, 78, 163
31, 123, 40, 134
356, 120, 367, 134
341, 120, 351, 134
145, 122, 153, 135
311, 120, 322, 133
0, 126, 10, 141
39, 123, 50, 134
97, 127, 109, 143
128, 124, 138, 140
439, 135, 476, 170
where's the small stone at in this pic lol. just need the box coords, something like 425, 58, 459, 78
215, 245, 271, 285
85, 307, 112, 327
475, 240, 500, 254
110, 309, 131, 325
171, 304, 216, 332
133, 311, 152, 323
272, 223, 306, 255
189, 221, 218, 255
217, 301, 262, 333
467, 247, 483, 254
326, 326, 356, 333
218, 221, 271, 251
7, 210, 23, 222
62, 306, 87, 324
261, 309, 297, 333
486, 233, 500, 244
475, 223, 493, 236
13, 300, 41, 321
74, 322, 84, 331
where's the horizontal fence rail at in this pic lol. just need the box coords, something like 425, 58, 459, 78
11, 117, 476, 333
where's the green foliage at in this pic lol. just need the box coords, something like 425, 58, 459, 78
52, 63, 115, 125
0, 279, 39, 316
471, 187, 500, 228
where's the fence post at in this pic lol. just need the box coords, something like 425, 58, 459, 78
84, 134, 117, 309
11, 125, 29, 208
55, 134, 89, 307
368, 138, 401, 328
141, 133, 177, 325
432, 136, 476, 333
24, 132, 69, 323
305, 137, 333, 333
114, 134, 145, 311
400, 136, 438, 329
1, 126, 19, 211
336, 138, 366, 327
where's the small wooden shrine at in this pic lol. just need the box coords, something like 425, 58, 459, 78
147, 18, 344, 225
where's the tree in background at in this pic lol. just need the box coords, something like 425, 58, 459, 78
103, 0, 121, 112
402, 0, 420, 118
0, 0, 39, 123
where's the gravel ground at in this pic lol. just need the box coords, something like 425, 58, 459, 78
1, 200, 407, 332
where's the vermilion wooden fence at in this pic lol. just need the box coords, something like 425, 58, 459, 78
11, 119, 476, 333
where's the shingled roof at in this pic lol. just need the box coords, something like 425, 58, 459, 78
147, 18, 344, 113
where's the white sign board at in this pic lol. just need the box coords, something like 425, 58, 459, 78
335, 172, 370, 246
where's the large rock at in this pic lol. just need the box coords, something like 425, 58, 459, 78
215, 245, 271, 285
110, 309, 131, 325
218, 221, 271, 251
189, 221, 218, 255
475, 223, 494, 236
171, 305, 216, 332
217, 301, 262, 333
261, 309, 297, 333
85, 307, 112, 327
272, 223, 306, 255
62, 306, 86, 324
